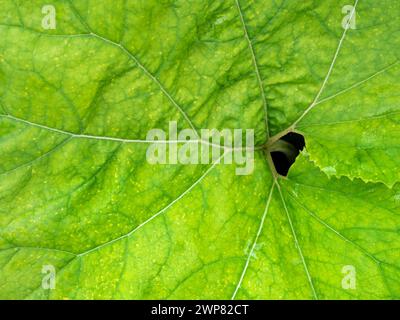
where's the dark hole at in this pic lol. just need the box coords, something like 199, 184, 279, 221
270, 132, 305, 176
270, 151, 291, 176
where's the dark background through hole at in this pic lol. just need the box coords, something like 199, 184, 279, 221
270, 132, 305, 176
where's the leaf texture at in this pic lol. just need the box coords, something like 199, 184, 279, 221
0, 0, 399, 299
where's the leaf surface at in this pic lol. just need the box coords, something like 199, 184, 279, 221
0, 0, 399, 299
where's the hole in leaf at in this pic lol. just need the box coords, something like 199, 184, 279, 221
270, 132, 305, 176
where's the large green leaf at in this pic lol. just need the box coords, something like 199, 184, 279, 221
0, 0, 399, 299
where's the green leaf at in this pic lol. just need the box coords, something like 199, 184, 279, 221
0, 0, 399, 299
